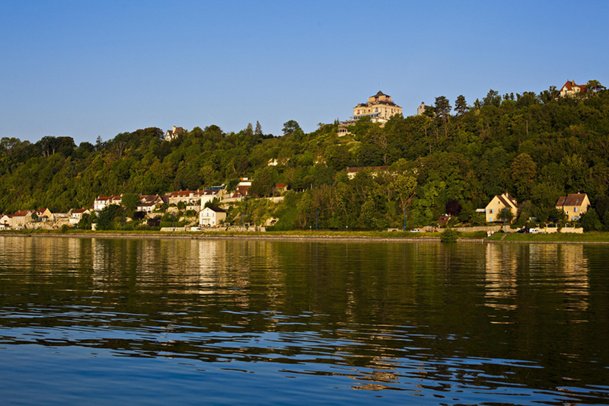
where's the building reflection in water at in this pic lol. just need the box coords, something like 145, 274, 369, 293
484, 243, 589, 320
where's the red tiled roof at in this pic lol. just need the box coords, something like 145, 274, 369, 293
13, 210, 31, 217
72, 209, 87, 214
560, 80, 587, 92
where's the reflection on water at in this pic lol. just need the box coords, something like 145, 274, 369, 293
0, 236, 608, 405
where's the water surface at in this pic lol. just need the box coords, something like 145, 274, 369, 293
0, 236, 608, 404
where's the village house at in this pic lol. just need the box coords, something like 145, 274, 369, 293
166, 190, 203, 206
0, 214, 12, 230
139, 194, 164, 205
164, 126, 185, 141
94, 195, 122, 212
69, 208, 90, 225
558, 80, 587, 98
136, 203, 157, 213
485, 193, 518, 223
199, 190, 220, 207
232, 179, 252, 198
9, 210, 33, 229
199, 206, 226, 227
34, 208, 53, 222
556, 193, 590, 221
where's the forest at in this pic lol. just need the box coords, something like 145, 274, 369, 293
1, 85, 608, 231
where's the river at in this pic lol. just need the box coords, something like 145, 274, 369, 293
0, 236, 608, 404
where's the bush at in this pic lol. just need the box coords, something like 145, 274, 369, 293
441, 228, 460, 243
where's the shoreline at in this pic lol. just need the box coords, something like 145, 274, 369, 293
1, 231, 609, 244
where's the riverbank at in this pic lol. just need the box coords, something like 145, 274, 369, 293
2, 229, 609, 243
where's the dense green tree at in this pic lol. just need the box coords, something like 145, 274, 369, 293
455, 95, 468, 116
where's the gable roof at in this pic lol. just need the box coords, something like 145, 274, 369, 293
556, 193, 588, 207
560, 80, 587, 92
496, 193, 518, 209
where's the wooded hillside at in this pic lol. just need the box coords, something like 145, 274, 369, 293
2, 87, 608, 230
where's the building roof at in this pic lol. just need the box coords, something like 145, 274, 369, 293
374, 90, 388, 97
438, 215, 451, 225
560, 80, 587, 92
13, 210, 32, 217
274, 183, 286, 188
72, 208, 87, 214
96, 195, 121, 201
556, 193, 588, 207
167, 190, 201, 198
496, 193, 518, 209
204, 206, 226, 213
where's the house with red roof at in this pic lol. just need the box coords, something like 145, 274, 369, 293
556, 193, 590, 221
558, 80, 587, 98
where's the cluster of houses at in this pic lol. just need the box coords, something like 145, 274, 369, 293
0, 177, 292, 231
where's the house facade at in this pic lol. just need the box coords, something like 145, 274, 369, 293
485, 193, 518, 223
166, 190, 203, 206
69, 208, 90, 225
556, 193, 590, 221
94, 195, 122, 211
165, 126, 185, 141
353, 91, 402, 124
558, 80, 587, 98
10, 210, 33, 229
199, 206, 226, 227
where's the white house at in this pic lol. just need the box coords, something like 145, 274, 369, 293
94, 195, 121, 212
199, 206, 227, 227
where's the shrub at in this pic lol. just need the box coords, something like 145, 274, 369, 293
441, 228, 460, 243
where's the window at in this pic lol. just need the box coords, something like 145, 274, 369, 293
574, 207, 578, 212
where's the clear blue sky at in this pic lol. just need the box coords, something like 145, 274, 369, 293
1, 0, 608, 144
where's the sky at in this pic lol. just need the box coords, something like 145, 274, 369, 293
1, 0, 608, 145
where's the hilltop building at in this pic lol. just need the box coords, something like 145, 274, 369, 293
165, 126, 185, 141
417, 102, 432, 116
353, 91, 402, 122
558, 80, 587, 98
338, 91, 402, 136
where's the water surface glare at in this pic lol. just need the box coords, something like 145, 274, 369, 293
0, 236, 608, 404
